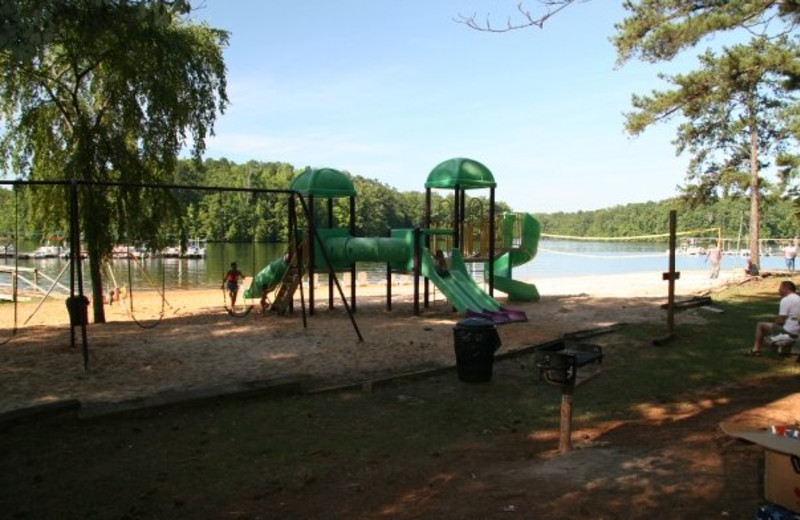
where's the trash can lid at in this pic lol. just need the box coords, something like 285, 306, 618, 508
454, 317, 495, 330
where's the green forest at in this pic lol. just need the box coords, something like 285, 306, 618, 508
0, 158, 797, 244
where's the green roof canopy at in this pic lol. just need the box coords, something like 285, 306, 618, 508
290, 168, 356, 198
424, 158, 496, 190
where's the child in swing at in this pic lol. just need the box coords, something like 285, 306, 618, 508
223, 262, 244, 308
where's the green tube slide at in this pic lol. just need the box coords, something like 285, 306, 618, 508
243, 229, 415, 303
322, 236, 411, 266
243, 256, 289, 299
489, 213, 541, 302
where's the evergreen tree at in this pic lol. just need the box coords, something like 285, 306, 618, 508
624, 37, 800, 264
614, 0, 800, 65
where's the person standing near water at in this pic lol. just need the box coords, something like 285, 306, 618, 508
705, 245, 722, 279
783, 241, 798, 272
223, 262, 244, 308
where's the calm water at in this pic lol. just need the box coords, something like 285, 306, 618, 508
0, 239, 791, 294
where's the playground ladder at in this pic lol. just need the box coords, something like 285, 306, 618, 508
271, 266, 300, 315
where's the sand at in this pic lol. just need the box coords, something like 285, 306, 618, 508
0, 267, 748, 415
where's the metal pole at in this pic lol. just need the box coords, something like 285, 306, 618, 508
488, 188, 496, 297
424, 188, 431, 308
349, 195, 356, 312
308, 195, 315, 315
386, 227, 392, 312
328, 198, 334, 310
290, 195, 307, 329
413, 227, 420, 316
70, 181, 89, 370
453, 187, 460, 250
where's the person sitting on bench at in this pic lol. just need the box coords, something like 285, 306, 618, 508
748, 280, 800, 356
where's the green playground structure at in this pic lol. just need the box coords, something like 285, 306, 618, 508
245, 255, 289, 302
244, 158, 542, 324
490, 212, 541, 302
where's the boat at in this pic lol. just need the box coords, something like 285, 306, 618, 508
111, 245, 149, 259
32, 245, 63, 259
182, 238, 206, 259
161, 246, 181, 258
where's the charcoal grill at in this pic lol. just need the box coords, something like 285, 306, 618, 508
533, 341, 604, 453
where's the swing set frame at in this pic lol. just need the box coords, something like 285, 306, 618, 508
0, 179, 363, 370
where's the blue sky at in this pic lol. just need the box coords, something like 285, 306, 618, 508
191, 1, 700, 213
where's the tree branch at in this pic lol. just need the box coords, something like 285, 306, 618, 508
454, 1, 579, 33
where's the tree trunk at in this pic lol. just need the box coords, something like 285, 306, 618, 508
82, 192, 107, 325
89, 252, 106, 324
748, 109, 760, 266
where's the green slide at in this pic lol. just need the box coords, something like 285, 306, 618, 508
489, 213, 541, 302
243, 256, 289, 300
422, 249, 527, 324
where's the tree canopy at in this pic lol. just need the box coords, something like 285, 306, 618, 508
0, 0, 228, 322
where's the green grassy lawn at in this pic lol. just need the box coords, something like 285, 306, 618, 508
1, 279, 798, 519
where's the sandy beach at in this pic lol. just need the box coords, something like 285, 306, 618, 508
0, 267, 749, 415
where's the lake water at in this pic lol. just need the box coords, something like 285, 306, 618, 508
0, 239, 790, 294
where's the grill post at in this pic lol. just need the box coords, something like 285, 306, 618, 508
558, 384, 575, 453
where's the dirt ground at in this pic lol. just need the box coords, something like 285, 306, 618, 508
264, 377, 800, 520
0, 269, 731, 414
2, 269, 799, 519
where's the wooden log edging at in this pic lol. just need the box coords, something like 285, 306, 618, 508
0, 324, 624, 424
308, 323, 623, 395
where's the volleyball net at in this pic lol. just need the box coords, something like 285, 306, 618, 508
538, 227, 722, 260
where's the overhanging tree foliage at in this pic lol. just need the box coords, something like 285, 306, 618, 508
0, 0, 228, 323
614, 0, 800, 65
625, 36, 800, 264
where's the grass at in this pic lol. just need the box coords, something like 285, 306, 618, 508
1, 278, 798, 519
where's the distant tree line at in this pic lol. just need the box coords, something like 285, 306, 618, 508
535, 197, 799, 241
0, 159, 513, 244
2, 158, 797, 246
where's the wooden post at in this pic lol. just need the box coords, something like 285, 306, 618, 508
11, 269, 17, 302
666, 210, 677, 334
558, 384, 575, 453
655, 210, 679, 346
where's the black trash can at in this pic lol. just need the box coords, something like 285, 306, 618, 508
453, 317, 501, 383
65, 295, 89, 326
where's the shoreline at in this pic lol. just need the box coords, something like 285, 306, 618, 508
1, 267, 748, 329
